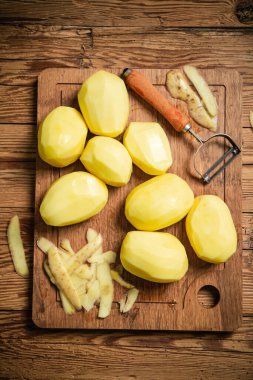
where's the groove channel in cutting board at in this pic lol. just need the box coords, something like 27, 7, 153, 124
33, 68, 242, 331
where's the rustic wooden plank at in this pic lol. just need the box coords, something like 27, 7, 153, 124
242, 213, 253, 250
91, 27, 253, 72
0, 124, 36, 161
0, 272, 31, 311
0, 58, 85, 86
1, 310, 253, 348
242, 128, 253, 164
0, 312, 253, 356
0, 340, 253, 380
0, 0, 250, 27
0, 86, 35, 124
242, 165, 253, 212
0, 27, 252, 90
0, 162, 35, 208
0, 25, 91, 60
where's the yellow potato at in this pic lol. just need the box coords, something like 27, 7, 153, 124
186, 195, 237, 264
123, 122, 172, 175
40, 172, 108, 226
125, 173, 194, 231
80, 136, 132, 186
38, 106, 88, 167
120, 231, 188, 283
78, 70, 129, 137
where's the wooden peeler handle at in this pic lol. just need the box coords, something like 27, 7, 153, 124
122, 69, 190, 132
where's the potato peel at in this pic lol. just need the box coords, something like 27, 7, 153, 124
82, 280, 100, 311
60, 239, 75, 255
111, 270, 134, 289
166, 69, 217, 131
120, 288, 139, 313
183, 65, 218, 117
86, 228, 99, 243
97, 262, 114, 318
65, 233, 102, 273
39, 230, 139, 319
48, 246, 81, 310
44, 260, 76, 315
7, 215, 29, 278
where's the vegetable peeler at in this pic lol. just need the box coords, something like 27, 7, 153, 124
122, 69, 241, 184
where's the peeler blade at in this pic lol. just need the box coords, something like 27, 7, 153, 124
193, 133, 241, 184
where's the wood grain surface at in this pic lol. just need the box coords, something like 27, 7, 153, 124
33, 68, 242, 331
0, 0, 253, 378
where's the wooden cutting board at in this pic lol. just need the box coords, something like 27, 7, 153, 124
33, 68, 242, 331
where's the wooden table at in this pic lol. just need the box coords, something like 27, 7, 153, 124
0, 1, 252, 378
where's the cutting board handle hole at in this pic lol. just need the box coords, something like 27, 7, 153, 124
197, 285, 220, 309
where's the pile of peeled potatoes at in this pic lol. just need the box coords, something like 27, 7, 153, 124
38, 70, 237, 284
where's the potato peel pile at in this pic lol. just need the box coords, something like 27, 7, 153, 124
37, 228, 139, 318
166, 66, 218, 131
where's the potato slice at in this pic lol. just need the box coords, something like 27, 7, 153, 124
60, 239, 75, 255
250, 111, 253, 128
183, 65, 218, 117
97, 262, 114, 318
120, 288, 139, 313
48, 246, 81, 310
7, 215, 29, 277
82, 280, 100, 311
166, 70, 217, 131
44, 260, 76, 315
111, 270, 134, 289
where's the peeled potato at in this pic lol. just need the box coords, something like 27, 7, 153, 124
78, 70, 129, 137
186, 195, 237, 263
80, 136, 132, 186
40, 172, 108, 226
123, 122, 172, 175
125, 173, 194, 231
120, 231, 188, 283
38, 106, 88, 167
